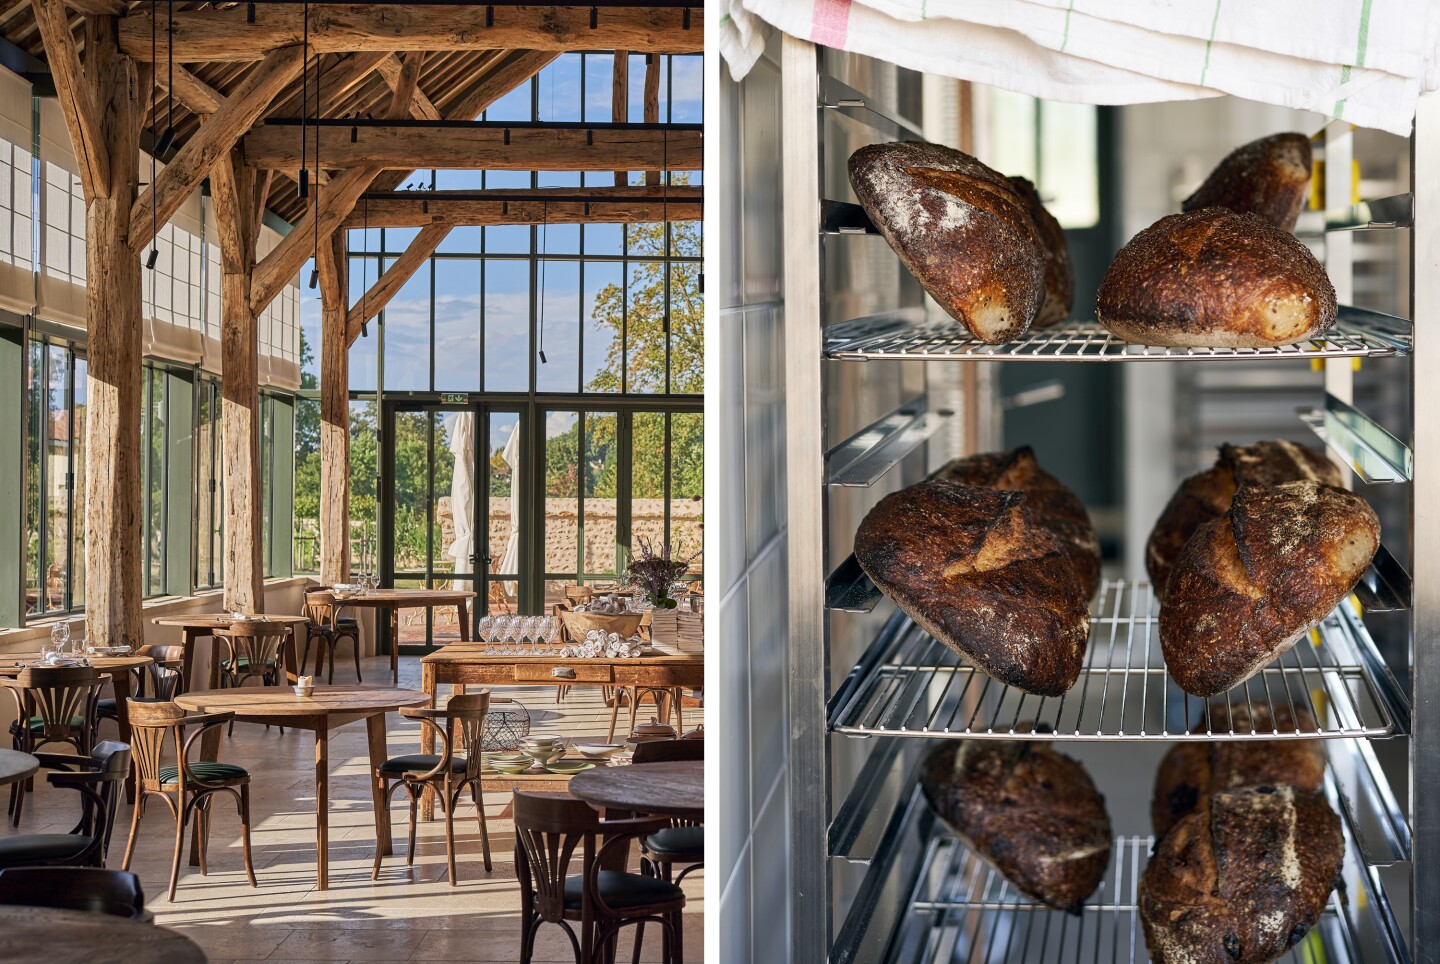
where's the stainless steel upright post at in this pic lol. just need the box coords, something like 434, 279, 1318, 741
1412, 88, 1440, 960
781, 34, 829, 963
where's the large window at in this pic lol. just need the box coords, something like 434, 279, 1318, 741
195, 378, 223, 590
24, 338, 79, 616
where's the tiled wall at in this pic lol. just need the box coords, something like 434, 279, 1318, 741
716, 37, 792, 964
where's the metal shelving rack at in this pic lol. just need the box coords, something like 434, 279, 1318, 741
780, 34, 1435, 964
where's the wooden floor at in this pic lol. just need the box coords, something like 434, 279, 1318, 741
4, 654, 704, 963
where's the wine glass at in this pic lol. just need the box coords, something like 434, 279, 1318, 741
51, 623, 71, 659
540, 617, 558, 654
522, 616, 541, 655
477, 615, 493, 643
494, 615, 514, 656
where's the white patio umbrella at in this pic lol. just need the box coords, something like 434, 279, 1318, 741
499, 419, 522, 596
446, 411, 475, 591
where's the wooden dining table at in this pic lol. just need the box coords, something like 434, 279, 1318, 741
150, 613, 310, 691
329, 588, 476, 684
568, 759, 704, 820
0, 905, 207, 963
176, 684, 429, 889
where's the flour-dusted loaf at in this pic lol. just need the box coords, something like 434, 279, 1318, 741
849, 142, 1046, 344
1140, 785, 1343, 964
919, 737, 1112, 913
1008, 175, 1073, 327
935, 447, 1101, 598
1160, 480, 1379, 697
1182, 132, 1314, 233
855, 479, 1090, 696
1096, 207, 1337, 348
1147, 440, 1341, 598
1151, 704, 1325, 840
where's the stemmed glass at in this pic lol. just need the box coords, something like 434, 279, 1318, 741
51, 623, 70, 660
539, 617, 557, 655
477, 615, 494, 646
494, 615, 514, 656
522, 616, 540, 656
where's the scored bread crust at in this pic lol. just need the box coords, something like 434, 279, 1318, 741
1151, 703, 1325, 840
854, 479, 1090, 696
1146, 440, 1341, 598
919, 739, 1112, 914
1182, 132, 1313, 232
934, 446, 1101, 598
1159, 480, 1379, 698
1008, 175, 1074, 327
1140, 785, 1343, 964
1096, 207, 1337, 348
849, 141, 1046, 344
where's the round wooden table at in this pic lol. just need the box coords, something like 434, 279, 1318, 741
0, 749, 38, 787
567, 759, 703, 819
151, 613, 310, 691
0, 905, 206, 963
329, 589, 476, 684
175, 685, 429, 889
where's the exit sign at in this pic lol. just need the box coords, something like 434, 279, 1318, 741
440, 393, 469, 405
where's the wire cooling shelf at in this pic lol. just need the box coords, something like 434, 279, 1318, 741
887, 834, 1399, 964
823, 306, 1412, 362
828, 581, 1407, 741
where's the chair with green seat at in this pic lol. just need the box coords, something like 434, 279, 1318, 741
0, 742, 131, 872
372, 690, 493, 885
97, 663, 179, 734
121, 700, 257, 901
4, 664, 105, 827
512, 789, 686, 964
216, 619, 291, 689
303, 590, 362, 684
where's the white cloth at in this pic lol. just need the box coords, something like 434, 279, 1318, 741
446, 411, 475, 591
719, 0, 1440, 136
498, 420, 522, 595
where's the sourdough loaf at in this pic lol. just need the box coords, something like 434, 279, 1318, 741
849, 142, 1046, 344
1147, 440, 1341, 598
1140, 785, 1343, 964
855, 480, 1090, 696
1008, 175, 1073, 327
1160, 480, 1379, 697
1096, 207, 1337, 348
1182, 132, 1313, 232
934, 447, 1101, 598
1151, 703, 1325, 840
919, 737, 1111, 913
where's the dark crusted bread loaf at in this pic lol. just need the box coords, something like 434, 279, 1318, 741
1182, 132, 1313, 232
849, 142, 1045, 344
919, 737, 1111, 913
1151, 704, 1325, 840
1140, 785, 1343, 964
1160, 480, 1379, 697
1096, 207, 1337, 348
1147, 440, 1341, 598
1008, 175, 1073, 327
855, 480, 1091, 696
934, 446, 1101, 598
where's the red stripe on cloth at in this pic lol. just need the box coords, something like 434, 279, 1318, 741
811, 0, 851, 48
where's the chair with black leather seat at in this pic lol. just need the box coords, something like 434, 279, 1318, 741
0, 741, 131, 872
97, 664, 179, 734
121, 700, 257, 901
4, 664, 106, 827
372, 691, 492, 885
630, 740, 704, 886
0, 867, 149, 920
303, 590, 362, 684
513, 789, 686, 964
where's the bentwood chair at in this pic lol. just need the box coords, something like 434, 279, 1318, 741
121, 700, 257, 901
5, 664, 106, 827
0, 867, 149, 920
372, 691, 493, 885
97, 664, 180, 734
216, 620, 292, 689
513, 790, 686, 964
627, 740, 703, 962
302, 590, 362, 684
0, 742, 131, 872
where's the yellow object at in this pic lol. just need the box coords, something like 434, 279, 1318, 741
1310, 159, 1325, 210
1351, 158, 1361, 205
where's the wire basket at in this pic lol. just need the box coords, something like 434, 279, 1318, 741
480, 697, 531, 751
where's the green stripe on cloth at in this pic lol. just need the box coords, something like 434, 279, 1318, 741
1059, 0, 1076, 53
1199, 0, 1223, 87
1334, 0, 1373, 120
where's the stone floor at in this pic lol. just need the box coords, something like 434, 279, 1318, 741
3, 654, 704, 963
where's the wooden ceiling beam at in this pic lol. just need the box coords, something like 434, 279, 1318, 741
66, 0, 124, 13
339, 185, 702, 229
130, 44, 305, 253
377, 52, 440, 121
118, 5, 702, 62
344, 221, 450, 344
242, 124, 702, 172
30, 0, 107, 198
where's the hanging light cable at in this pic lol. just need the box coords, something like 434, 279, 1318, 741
154, 0, 176, 154
146, 0, 159, 269
537, 201, 548, 364
298, 0, 310, 198
308, 49, 323, 288
360, 196, 370, 338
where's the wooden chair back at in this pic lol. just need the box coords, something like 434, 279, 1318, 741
397, 690, 491, 783
512, 790, 598, 923
632, 738, 705, 765
0, 867, 147, 920
39, 740, 132, 865
131, 663, 180, 702
216, 620, 291, 686
124, 701, 189, 792
3, 665, 104, 749
304, 590, 343, 630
